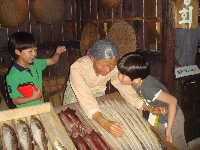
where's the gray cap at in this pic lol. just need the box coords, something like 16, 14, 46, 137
87, 39, 119, 60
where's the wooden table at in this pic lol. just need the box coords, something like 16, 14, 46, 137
55, 92, 177, 150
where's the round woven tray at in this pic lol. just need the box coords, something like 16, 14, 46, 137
0, 0, 29, 28
100, 0, 123, 8
80, 23, 100, 56
106, 21, 136, 57
31, 0, 65, 24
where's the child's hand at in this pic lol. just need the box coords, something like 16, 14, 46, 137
55, 46, 66, 55
31, 87, 42, 100
152, 106, 168, 115
166, 127, 173, 143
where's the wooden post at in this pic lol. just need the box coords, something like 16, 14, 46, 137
162, 0, 175, 94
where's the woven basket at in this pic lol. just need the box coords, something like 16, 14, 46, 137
0, 0, 28, 28
80, 23, 100, 56
100, 0, 123, 8
106, 21, 136, 57
31, 0, 65, 24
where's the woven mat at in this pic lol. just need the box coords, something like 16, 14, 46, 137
0, 91, 9, 111
106, 21, 136, 57
100, 0, 123, 8
80, 23, 100, 56
0, 62, 8, 75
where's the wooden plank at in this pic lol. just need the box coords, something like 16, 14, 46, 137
0, 103, 50, 121
91, 0, 98, 19
40, 24, 52, 43
52, 21, 63, 42
63, 0, 74, 41
29, 4, 42, 44
131, 0, 143, 50
80, 0, 88, 38
17, 0, 30, 33
65, 17, 160, 23
76, 0, 81, 40
0, 28, 8, 48
55, 50, 69, 78
144, 0, 157, 51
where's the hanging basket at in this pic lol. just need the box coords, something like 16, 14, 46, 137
0, 0, 29, 28
100, 0, 123, 8
31, 0, 65, 24
80, 23, 100, 56
106, 21, 137, 57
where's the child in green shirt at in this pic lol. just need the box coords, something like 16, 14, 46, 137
6, 31, 66, 108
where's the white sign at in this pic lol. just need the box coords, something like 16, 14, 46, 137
175, 65, 200, 78
179, 0, 193, 28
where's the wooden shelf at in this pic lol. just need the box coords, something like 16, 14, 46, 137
65, 17, 161, 41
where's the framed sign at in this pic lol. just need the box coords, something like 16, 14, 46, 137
175, 0, 198, 29
175, 65, 200, 78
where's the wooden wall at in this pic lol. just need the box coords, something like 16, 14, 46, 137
0, 0, 162, 53
0, 0, 75, 48
0, 0, 163, 75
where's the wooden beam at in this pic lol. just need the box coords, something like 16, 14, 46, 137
93, 21, 107, 37
66, 16, 159, 22
145, 19, 160, 42
66, 21, 77, 35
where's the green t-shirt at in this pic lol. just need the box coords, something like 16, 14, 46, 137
6, 58, 47, 108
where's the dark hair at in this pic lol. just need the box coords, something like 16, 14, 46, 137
8, 32, 37, 58
117, 52, 150, 80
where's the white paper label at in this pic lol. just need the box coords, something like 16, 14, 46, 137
175, 65, 200, 78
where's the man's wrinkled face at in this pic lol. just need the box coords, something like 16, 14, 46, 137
91, 56, 117, 76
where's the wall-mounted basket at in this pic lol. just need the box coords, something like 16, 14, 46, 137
80, 23, 100, 56
31, 0, 65, 24
100, 0, 123, 8
0, 0, 29, 28
106, 21, 136, 57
